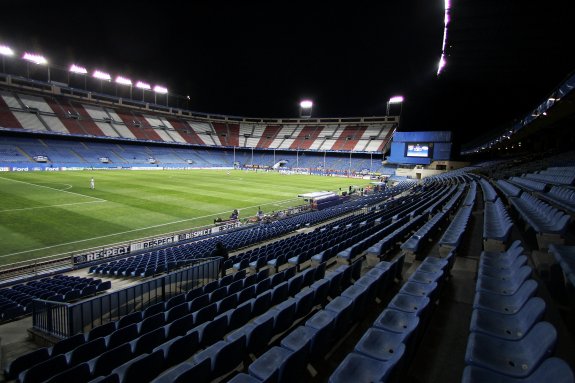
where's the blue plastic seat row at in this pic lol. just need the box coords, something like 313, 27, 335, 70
464, 242, 574, 381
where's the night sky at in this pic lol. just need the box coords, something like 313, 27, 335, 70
1, 1, 574, 150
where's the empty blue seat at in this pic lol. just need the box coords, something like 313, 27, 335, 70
476, 266, 531, 295
462, 357, 575, 383
150, 358, 211, 383
324, 296, 354, 334
188, 293, 210, 313
111, 349, 165, 383
305, 310, 336, 358
400, 281, 438, 299
67, 337, 107, 366
465, 321, 557, 378
226, 316, 274, 355
88, 321, 117, 342
153, 330, 200, 367
388, 294, 430, 316
140, 312, 166, 334
194, 336, 246, 380
143, 302, 165, 319
130, 327, 166, 355
470, 297, 546, 340
198, 315, 228, 347
106, 323, 139, 349
88, 343, 133, 378
329, 352, 399, 383
354, 328, 406, 362
210, 286, 228, 302
227, 280, 244, 296
165, 313, 195, 339
294, 288, 315, 318
255, 279, 271, 296
237, 285, 255, 304
117, 311, 142, 329
248, 345, 307, 383
51, 333, 86, 356
280, 325, 314, 356
310, 278, 330, 306
287, 274, 304, 296
252, 291, 271, 317
165, 294, 185, 310
227, 300, 252, 331
473, 279, 538, 314
372, 309, 419, 340
45, 362, 91, 383
193, 303, 217, 326
5, 348, 50, 379
19, 354, 68, 383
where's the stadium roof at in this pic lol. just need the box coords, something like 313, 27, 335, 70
1, 1, 574, 149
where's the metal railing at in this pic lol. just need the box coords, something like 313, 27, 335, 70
32, 257, 220, 339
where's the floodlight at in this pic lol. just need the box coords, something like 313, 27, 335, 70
93, 70, 111, 81
0, 45, 14, 56
437, 56, 446, 75
69, 64, 87, 74
153, 85, 168, 94
388, 96, 404, 104
22, 52, 47, 65
300, 100, 313, 109
115, 76, 132, 86
136, 81, 151, 90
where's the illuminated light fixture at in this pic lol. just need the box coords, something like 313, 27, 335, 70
0, 45, 14, 56
93, 70, 111, 81
437, 0, 451, 75
136, 81, 151, 90
300, 100, 313, 109
22, 52, 47, 65
542, 112, 547, 116
388, 96, 404, 104
115, 76, 132, 86
153, 85, 168, 94
69, 64, 87, 74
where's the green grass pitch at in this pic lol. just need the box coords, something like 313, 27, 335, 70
0, 170, 372, 265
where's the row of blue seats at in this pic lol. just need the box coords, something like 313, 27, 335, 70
525, 172, 575, 186
539, 185, 575, 215
479, 178, 499, 202
463, 241, 574, 381
496, 179, 522, 198
366, 214, 426, 261
483, 198, 513, 245
439, 204, 473, 256
86, 187, 407, 279
329, 253, 453, 382
401, 210, 448, 255
101, 263, 331, 383
230, 257, 403, 383
234, 186, 439, 273
0, 278, 110, 322
7, 264, 325, 383
509, 176, 547, 192
509, 192, 570, 236
548, 244, 575, 289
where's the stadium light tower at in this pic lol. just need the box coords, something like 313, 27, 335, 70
69, 64, 88, 89
153, 85, 168, 105
0, 45, 14, 73
300, 100, 313, 119
93, 70, 111, 92
387, 96, 404, 116
115, 75, 133, 98
22, 52, 49, 82
136, 81, 151, 102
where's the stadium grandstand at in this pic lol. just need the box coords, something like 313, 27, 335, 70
1, 2, 575, 383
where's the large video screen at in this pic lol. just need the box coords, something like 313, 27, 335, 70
405, 143, 431, 158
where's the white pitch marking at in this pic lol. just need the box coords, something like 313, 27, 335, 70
0, 197, 302, 258
0, 176, 106, 202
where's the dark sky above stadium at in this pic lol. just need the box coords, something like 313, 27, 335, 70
1, 1, 575, 150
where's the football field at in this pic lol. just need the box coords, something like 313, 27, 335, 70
0, 170, 371, 265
